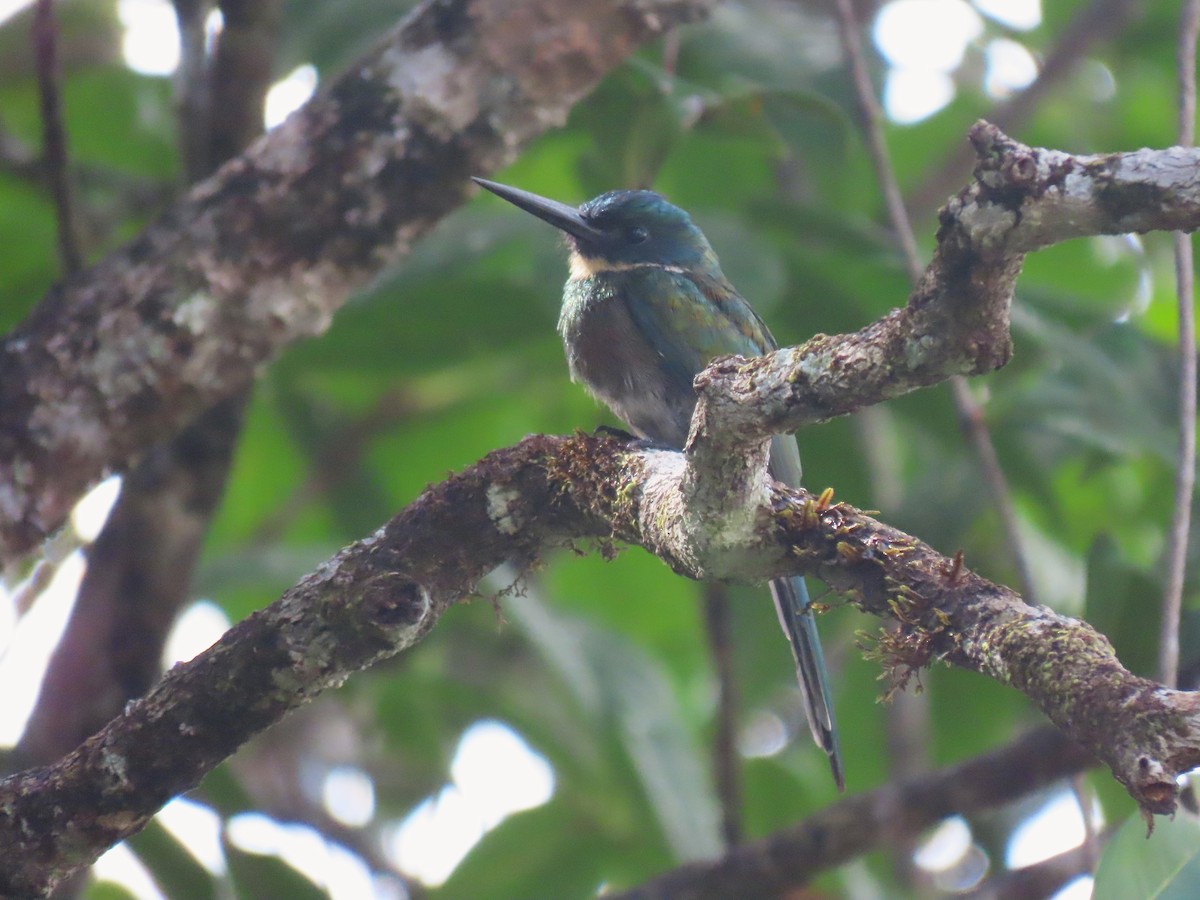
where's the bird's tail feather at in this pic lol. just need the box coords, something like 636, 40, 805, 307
770, 575, 844, 791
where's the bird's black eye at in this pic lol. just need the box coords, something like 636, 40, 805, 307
627, 226, 649, 245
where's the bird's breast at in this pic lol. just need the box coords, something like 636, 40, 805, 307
558, 277, 692, 446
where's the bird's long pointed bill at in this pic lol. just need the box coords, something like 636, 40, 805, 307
472, 177, 604, 244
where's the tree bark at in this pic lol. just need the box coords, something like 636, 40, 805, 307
0, 0, 712, 564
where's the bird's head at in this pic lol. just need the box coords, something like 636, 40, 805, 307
473, 178, 720, 279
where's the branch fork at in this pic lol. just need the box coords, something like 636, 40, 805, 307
654, 122, 1200, 819
8, 96, 1200, 889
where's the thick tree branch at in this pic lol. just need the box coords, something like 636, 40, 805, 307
0, 0, 711, 564
592, 443, 1200, 817
0, 433, 583, 895
12, 398, 246, 772
3, 20, 1200, 885
0, 420, 1195, 891
689, 122, 1200, 447
14, 0, 279, 778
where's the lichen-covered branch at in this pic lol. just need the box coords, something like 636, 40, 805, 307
2, 432, 1195, 893
0, 433, 592, 895
12, 0, 280, 776
4, 21, 1200, 883
772, 486, 1200, 817
585, 438, 1200, 819
689, 122, 1200, 446
0, 0, 711, 564
665, 123, 1200, 819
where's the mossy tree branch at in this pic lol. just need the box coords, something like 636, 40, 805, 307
3, 424, 1193, 894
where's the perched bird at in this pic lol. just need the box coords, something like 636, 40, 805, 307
473, 177, 844, 791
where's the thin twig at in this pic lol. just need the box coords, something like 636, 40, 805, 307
883, 687, 930, 889
0, 116, 38, 176
661, 28, 681, 77
831, 7, 964, 884
854, 406, 903, 511
964, 838, 1105, 900
831, 0, 919, 283
1160, 0, 1200, 688
702, 583, 742, 847
3, 528, 78, 621
171, 0, 215, 179
33, 0, 82, 274
5, 560, 55, 623
831, 0, 1038, 604
948, 377, 1038, 603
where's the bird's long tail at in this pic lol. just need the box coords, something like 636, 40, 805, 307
770, 574, 844, 791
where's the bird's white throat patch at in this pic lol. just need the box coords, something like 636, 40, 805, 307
568, 252, 684, 281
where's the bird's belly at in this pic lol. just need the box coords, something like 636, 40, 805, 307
559, 285, 692, 447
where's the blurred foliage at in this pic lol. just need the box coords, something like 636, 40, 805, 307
2, 0, 1199, 897
1093, 807, 1200, 900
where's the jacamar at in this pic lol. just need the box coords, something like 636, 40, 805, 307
473, 177, 844, 791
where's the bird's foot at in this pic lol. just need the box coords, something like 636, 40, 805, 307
592, 425, 675, 452
594, 424, 636, 441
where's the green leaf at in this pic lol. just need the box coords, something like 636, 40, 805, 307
225, 838, 329, 900
436, 803, 612, 900
1094, 810, 1200, 900
0, 175, 57, 331
1083, 535, 1161, 677
506, 592, 723, 862
126, 818, 218, 900
85, 883, 139, 900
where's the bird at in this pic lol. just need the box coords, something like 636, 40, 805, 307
473, 177, 844, 791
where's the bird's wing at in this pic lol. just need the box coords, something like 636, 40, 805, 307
619, 268, 771, 387
618, 269, 803, 483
